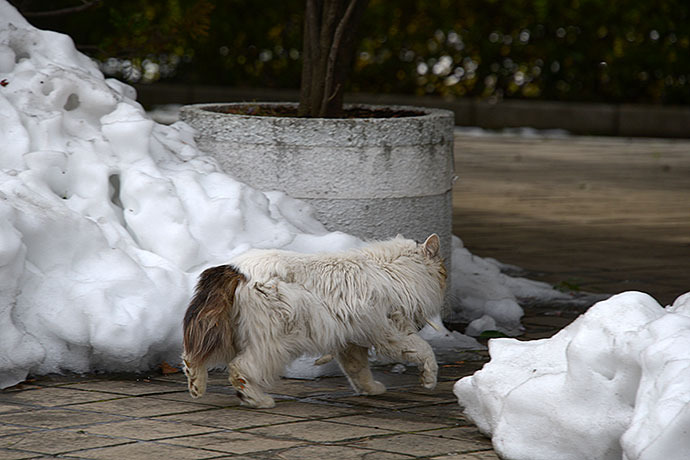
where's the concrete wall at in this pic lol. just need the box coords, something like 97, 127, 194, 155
135, 83, 690, 139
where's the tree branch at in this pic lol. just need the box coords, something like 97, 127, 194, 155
298, 0, 319, 116
298, 0, 368, 117
319, 0, 361, 116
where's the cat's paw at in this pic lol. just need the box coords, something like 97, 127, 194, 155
364, 380, 387, 395
188, 382, 202, 398
420, 372, 437, 390
421, 379, 437, 390
237, 389, 276, 408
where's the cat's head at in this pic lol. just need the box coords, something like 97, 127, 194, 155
417, 233, 447, 291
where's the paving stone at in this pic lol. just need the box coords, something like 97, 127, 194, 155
350, 432, 493, 457
268, 376, 354, 398
151, 390, 242, 408
78, 418, 218, 441
254, 400, 367, 419
245, 420, 395, 443
404, 383, 460, 403
0, 448, 40, 460
3, 374, 87, 388
0, 387, 122, 407
163, 430, 301, 455
0, 403, 29, 414
366, 369, 426, 389
62, 440, 210, 460
157, 407, 299, 430
0, 424, 38, 437
151, 373, 189, 385
399, 402, 468, 423
431, 451, 500, 460
0, 408, 124, 429
70, 396, 209, 418
419, 426, 492, 445
328, 412, 454, 432
0, 429, 126, 455
436, 361, 489, 381
63, 379, 186, 396
329, 389, 444, 409
275, 444, 411, 459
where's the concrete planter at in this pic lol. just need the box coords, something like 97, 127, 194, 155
179, 102, 455, 263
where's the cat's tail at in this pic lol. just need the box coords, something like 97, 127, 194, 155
182, 264, 245, 398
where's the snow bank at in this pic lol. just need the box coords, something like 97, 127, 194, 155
454, 291, 690, 460
447, 235, 583, 336
0, 1, 577, 388
0, 3, 362, 388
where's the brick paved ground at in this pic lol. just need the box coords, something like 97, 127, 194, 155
0, 362, 493, 459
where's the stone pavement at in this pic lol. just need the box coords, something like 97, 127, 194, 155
0, 360, 493, 460
2, 131, 689, 459
453, 130, 690, 307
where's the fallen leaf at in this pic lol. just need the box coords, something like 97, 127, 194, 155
159, 361, 181, 375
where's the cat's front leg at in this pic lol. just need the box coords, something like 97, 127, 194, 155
406, 334, 438, 389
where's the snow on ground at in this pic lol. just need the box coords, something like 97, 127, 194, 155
454, 291, 690, 460
454, 125, 571, 138
0, 1, 579, 389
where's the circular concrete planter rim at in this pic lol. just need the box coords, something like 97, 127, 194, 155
179, 102, 454, 148
187, 101, 449, 121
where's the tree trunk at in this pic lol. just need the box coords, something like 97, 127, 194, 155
298, 0, 368, 118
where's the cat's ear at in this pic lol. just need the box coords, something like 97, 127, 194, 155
422, 234, 440, 259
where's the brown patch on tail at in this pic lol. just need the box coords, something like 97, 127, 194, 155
183, 264, 246, 364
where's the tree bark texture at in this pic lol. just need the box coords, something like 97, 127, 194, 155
298, 0, 368, 118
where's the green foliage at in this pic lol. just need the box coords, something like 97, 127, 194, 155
11, 0, 214, 82
554, 279, 583, 293
479, 330, 509, 339
172, 0, 305, 87
101, 0, 213, 57
13, 0, 690, 104
352, 0, 690, 104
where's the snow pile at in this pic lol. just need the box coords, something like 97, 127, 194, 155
0, 3, 362, 388
0, 1, 577, 388
454, 291, 690, 460
447, 236, 581, 336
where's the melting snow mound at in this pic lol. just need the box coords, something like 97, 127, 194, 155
454, 291, 690, 460
0, 2, 363, 388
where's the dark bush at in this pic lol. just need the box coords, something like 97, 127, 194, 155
14, 0, 690, 104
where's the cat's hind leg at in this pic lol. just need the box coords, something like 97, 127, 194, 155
227, 354, 277, 409
182, 355, 208, 398
336, 344, 386, 395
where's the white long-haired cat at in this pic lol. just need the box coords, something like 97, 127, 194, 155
182, 234, 446, 408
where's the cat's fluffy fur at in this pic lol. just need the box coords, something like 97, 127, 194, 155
182, 234, 447, 408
